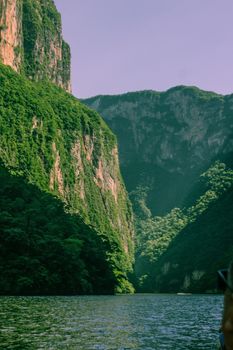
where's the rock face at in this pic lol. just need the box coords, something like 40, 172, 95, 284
83, 87, 233, 215
0, 0, 23, 71
0, 62, 134, 291
0, 0, 71, 92
0, 0, 134, 292
84, 87, 233, 293
22, 0, 71, 92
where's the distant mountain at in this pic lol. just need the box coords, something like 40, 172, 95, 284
83, 87, 233, 216
84, 87, 233, 293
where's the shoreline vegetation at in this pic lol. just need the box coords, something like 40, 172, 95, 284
0, 0, 232, 297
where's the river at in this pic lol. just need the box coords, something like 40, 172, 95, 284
0, 294, 222, 349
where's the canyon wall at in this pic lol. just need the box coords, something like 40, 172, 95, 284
0, 0, 71, 91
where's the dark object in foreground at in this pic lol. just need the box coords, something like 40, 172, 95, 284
218, 270, 227, 350
218, 263, 233, 350
219, 332, 225, 350
218, 269, 233, 293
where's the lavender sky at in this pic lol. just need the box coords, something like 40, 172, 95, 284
54, 0, 233, 98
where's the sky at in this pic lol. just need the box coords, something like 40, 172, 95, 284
54, 0, 233, 99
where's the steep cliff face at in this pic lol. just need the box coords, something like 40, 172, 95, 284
0, 0, 71, 92
84, 87, 233, 215
22, 0, 71, 92
0, 0, 134, 293
0, 63, 134, 291
0, 0, 23, 71
84, 87, 233, 293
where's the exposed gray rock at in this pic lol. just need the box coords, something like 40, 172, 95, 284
83, 86, 233, 215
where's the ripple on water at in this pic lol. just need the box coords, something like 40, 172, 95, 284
0, 294, 223, 350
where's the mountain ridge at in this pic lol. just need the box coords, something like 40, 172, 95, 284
83, 86, 232, 215
0, 0, 135, 294
83, 86, 233, 292
82, 85, 223, 101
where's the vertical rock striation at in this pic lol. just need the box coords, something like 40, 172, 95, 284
83, 87, 233, 215
0, 0, 71, 92
0, 64, 135, 289
22, 0, 71, 92
0, 0, 23, 71
0, 0, 134, 291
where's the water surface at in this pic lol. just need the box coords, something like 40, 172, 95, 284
0, 294, 222, 349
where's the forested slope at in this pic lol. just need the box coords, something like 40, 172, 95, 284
0, 164, 116, 295
134, 162, 233, 292
0, 63, 134, 294
84, 89, 233, 293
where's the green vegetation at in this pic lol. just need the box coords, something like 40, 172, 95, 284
1, 0, 231, 295
0, 24, 8, 31
83, 87, 226, 216
0, 63, 134, 294
84, 88, 233, 293
133, 161, 233, 292
154, 185, 233, 293
0, 164, 116, 295
21, 0, 70, 89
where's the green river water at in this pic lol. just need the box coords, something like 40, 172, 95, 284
0, 294, 222, 349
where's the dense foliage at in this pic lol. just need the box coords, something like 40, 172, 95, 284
22, 0, 71, 89
0, 165, 117, 295
84, 88, 233, 294
133, 161, 233, 292
83, 87, 228, 216
0, 63, 134, 294
154, 185, 233, 293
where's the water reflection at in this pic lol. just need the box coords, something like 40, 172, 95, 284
0, 294, 222, 349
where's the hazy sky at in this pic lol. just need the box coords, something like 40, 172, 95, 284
54, 0, 233, 98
